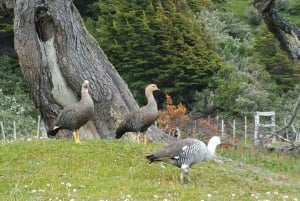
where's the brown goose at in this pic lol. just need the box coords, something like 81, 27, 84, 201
47, 80, 94, 144
115, 84, 160, 144
146, 136, 221, 184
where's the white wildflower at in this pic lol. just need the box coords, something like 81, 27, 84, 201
282, 195, 288, 200
73, 189, 77, 192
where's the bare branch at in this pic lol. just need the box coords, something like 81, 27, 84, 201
0, 0, 15, 9
275, 95, 300, 133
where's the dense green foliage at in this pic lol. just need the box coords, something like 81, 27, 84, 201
0, 140, 299, 200
85, 0, 221, 104
0, 9, 13, 33
190, 2, 300, 121
0, 55, 37, 139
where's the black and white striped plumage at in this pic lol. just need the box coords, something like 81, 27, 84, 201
146, 136, 221, 184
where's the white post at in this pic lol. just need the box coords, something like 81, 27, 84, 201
36, 115, 41, 139
254, 112, 260, 146
244, 116, 247, 144
284, 118, 289, 140
194, 120, 197, 138
221, 119, 224, 136
13, 121, 16, 140
271, 113, 276, 143
233, 119, 236, 139
292, 125, 299, 142
254, 111, 276, 145
0, 122, 5, 140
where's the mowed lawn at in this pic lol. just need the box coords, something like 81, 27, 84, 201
0, 139, 299, 201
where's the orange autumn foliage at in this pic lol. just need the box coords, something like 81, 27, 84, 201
158, 94, 189, 133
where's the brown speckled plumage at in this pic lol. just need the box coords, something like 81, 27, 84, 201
47, 80, 94, 143
115, 84, 159, 143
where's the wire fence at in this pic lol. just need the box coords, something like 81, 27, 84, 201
1, 114, 299, 144
0, 115, 48, 143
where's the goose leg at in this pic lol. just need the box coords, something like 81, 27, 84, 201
75, 130, 81, 144
180, 169, 184, 185
185, 170, 192, 184
72, 131, 77, 143
180, 167, 192, 184
143, 133, 147, 145
136, 132, 140, 143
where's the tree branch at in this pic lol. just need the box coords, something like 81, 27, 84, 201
253, 0, 300, 59
0, 0, 14, 9
275, 95, 300, 133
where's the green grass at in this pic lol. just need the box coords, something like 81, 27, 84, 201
0, 139, 299, 200
222, 0, 251, 18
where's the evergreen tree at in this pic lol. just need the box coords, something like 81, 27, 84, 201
253, 25, 300, 92
86, 0, 221, 105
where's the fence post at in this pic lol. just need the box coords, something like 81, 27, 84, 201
244, 116, 247, 144
233, 119, 236, 139
13, 121, 16, 140
284, 118, 289, 140
292, 124, 299, 142
36, 115, 41, 139
221, 119, 224, 136
1, 122, 5, 140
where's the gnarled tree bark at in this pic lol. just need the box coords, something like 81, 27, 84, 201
253, 0, 300, 59
11, 0, 170, 142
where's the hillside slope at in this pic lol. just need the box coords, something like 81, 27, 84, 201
0, 140, 299, 200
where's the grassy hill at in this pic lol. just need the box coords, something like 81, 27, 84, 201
0, 139, 299, 200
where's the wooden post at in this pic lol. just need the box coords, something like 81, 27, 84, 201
244, 116, 247, 144
233, 119, 236, 139
36, 115, 41, 139
254, 111, 276, 146
284, 118, 289, 140
13, 121, 17, 140
270, 113, 276, 143
292, 125, 299, 142
194, 120, 197, 138
0, 122, 5, 140
221, 119, 224, 136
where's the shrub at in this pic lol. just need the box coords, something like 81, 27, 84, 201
157, 94, 189, 134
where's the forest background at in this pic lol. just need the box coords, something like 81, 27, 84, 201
0, 0, 299, 139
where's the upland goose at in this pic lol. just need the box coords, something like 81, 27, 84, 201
115, 84, 159, 144
146, 136, 221, 184
47, 80, 94, 144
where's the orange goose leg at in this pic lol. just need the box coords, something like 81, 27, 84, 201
143, 132, 147, 145
72, 131, 77, 143
72, 130, 81, 144
136, 132, 140, 143
75, 130, 81, 144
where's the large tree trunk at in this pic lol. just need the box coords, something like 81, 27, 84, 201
12, 0, 170, 142
253, 0, 300, 59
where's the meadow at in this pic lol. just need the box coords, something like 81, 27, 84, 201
0, 139, 299, 201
